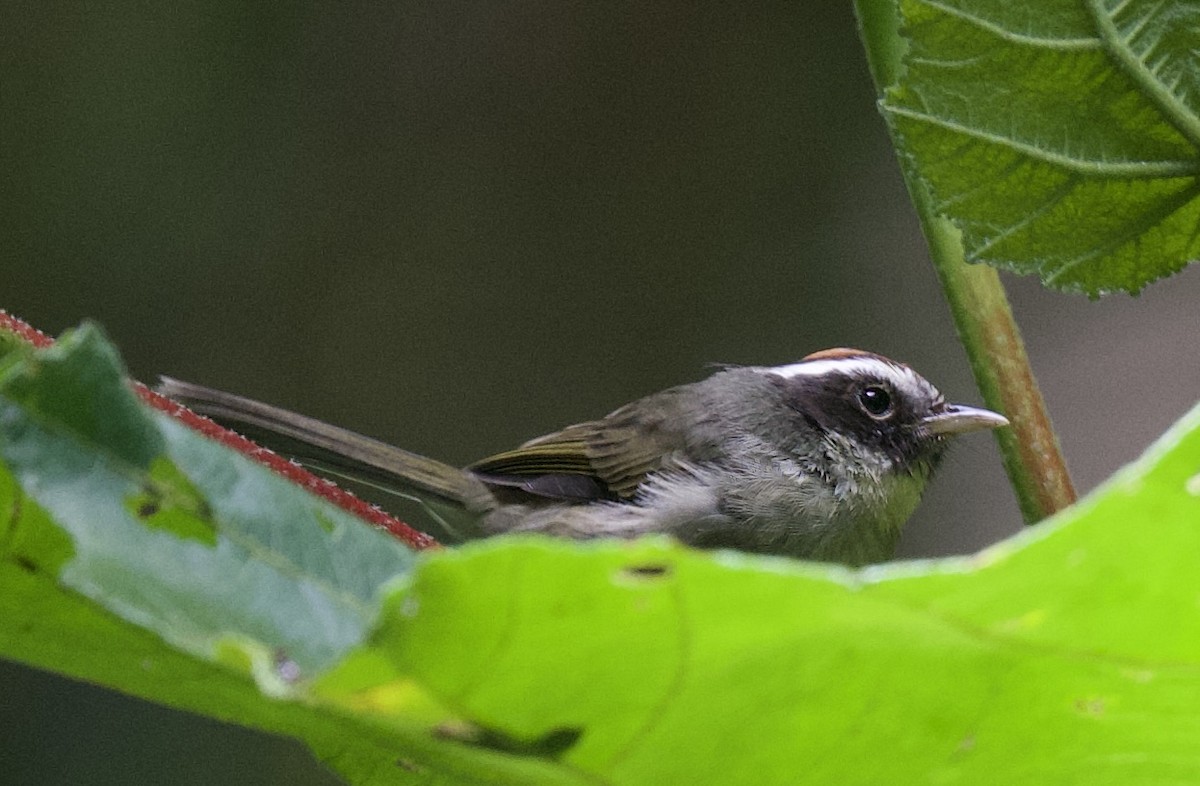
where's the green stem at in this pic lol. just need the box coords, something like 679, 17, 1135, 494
852, 0, 1076, 522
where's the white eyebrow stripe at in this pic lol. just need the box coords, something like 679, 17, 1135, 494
762, 357, 903, 381
759, 357, 936, 400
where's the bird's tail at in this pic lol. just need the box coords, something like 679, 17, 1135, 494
156, 377, 494, 541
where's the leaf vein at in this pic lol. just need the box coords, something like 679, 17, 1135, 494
969, 175, 1081, 258
1045, 180, 1200, 284
916, 0, 1102, 51
1086, 0, 1200, 150
887, 105, 1200, 177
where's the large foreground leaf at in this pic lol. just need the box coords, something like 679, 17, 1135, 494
2, 326, 1200, 783
883, 0, 1200, 294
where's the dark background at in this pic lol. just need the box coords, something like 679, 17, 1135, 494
4, 2, 1199, 784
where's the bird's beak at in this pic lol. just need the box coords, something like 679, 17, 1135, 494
922, 404, 1009, 436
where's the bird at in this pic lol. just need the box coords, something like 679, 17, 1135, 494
158, 348, 1008, 565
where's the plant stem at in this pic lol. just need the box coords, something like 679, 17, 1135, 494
852, 0, 1076, 522
924, 213, 1076, 521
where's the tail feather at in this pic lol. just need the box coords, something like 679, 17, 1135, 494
156, 378, 495, 522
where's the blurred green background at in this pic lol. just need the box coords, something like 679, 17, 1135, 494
4, 2, 1199, 783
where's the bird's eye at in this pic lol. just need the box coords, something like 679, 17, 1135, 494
858, 385, 893, 418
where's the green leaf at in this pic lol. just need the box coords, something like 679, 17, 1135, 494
4, 325, 1200, 783
883, 0, 1200, 295
0, 321, 163, 466
0, 324, 418, 677
0, 325, 588, 784
0, 473, 435, 786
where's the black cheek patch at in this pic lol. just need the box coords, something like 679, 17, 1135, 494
778, 373, 935, 469
785, 374, 875, 439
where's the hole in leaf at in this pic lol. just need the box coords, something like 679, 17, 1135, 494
621, 563, 671, 579
123, 459, 217, 546
434, 721, 583, 759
